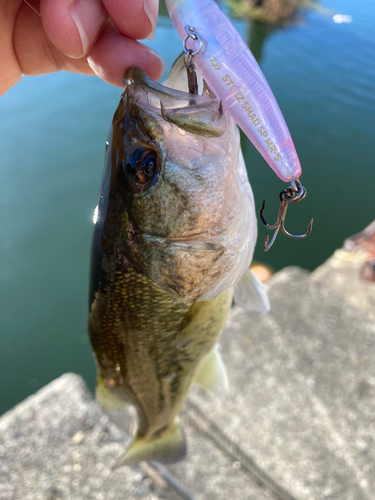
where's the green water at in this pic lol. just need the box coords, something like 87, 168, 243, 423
0, 0, 374, 415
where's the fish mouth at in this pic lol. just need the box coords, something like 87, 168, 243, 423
134, 232, 231, 305
124, 61, 227, 139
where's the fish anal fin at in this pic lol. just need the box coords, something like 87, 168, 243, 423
233, 268, 270, 314
115, 419, 186, 467
96, 376, 127, 413
195, 346, 228, 396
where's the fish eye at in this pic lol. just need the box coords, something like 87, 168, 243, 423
121, 148, 159, 192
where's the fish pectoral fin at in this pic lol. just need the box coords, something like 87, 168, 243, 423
194, 345, 228, 396
96, 376, 127, 413
233, 268, 270, 314
115, 418, 186, 467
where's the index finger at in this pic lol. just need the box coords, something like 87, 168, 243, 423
102, 0, 158, 40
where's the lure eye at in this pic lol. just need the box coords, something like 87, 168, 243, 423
121, 148, 159, 192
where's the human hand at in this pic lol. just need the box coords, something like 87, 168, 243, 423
0, 0, 165, 96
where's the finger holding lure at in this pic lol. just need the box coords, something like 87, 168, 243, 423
165, 0, 313, 250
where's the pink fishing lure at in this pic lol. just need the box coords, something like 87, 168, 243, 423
165, 0, 301, 182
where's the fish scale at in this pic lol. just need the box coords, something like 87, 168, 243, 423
89, 265, 231, 436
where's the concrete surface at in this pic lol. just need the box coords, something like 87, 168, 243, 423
313, 249, 375, 323
1, 262, 375, 500
198, 267, 375, 500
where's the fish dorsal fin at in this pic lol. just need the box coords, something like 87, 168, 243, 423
233, 269, 270, 314
115, 418, 186, 467
194, 345, 228, 396
95, 376, 127, 413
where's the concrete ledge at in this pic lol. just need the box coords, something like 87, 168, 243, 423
1, 265, 375, 500
313, 251, 375, 323
0, 374, 161, 500
0, 374, 270, 500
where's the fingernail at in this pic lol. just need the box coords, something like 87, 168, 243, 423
70, 0, 107, 57
143, 0, 158, 41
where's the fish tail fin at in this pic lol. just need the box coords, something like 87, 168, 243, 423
115, 418, 187, 468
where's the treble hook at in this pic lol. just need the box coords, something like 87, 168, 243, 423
260, 179, 313, 252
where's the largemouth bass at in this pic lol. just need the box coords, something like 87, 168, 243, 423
88, 55, 267, 466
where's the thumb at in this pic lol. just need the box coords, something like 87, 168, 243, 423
40, 0, 107, 58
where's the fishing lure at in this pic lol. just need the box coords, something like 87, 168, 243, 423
165, 0, 313, 250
